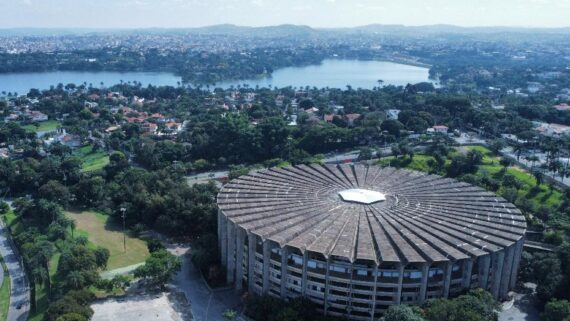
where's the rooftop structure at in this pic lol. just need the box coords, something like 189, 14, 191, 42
217, 164, 526, 320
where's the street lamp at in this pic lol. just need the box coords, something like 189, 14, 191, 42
120, 207, 127, 252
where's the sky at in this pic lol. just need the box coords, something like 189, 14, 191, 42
1, 0, 570, 29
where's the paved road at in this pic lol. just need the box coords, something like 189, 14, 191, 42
167, 244, 241, 321
0, 219, 30, 321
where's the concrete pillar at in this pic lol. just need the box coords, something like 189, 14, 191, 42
462, 258, 473, 289
235, 228, 245, 291
280, 247, 288, 299
226, 221, 236, 283
509, 238, 525, 289
262, 241, 271, 293
301, 251, 308, 296
479, 255, 491, 290
395, 264, 405, 304
220, 214, 228, 268
370, 264, 379, 321
443, 262, 453, 298
248, 233, 256, 293
324, 257, 331, 315
491, 251, 505, 298
217, 210, 222, 253
419, 263, 430, 304
499, 246, 515, 299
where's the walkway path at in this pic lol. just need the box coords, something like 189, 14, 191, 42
0, 219, 30, 321
100, 263, 145, 280
167, 244, 241, 321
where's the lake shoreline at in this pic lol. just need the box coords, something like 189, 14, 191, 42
0, 59, 435, 94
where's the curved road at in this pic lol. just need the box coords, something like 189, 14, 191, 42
0, 219, 30, 321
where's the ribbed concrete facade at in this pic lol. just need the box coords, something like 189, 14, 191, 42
217, 165, 526, 320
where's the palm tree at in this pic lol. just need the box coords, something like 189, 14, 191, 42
32, 241, 55, 298
30, 266, 48, 311
66, 271, 85, 290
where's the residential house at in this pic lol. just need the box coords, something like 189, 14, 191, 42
432, 125, 449, 134
141, 123, 158, 134
26, 110, 48, 122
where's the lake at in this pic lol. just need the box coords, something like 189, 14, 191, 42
215, 59, 436, 90
0, 71, 182, 96
0, 60, 435, 95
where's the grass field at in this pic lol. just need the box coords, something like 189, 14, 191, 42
0, 257, 10, 321
65, 211, 149, 270
74, 146, 110, 172
21, 120, 60, 133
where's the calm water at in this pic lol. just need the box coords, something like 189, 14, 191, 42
215, 59, 436, 89
0, 60, 435, 95
0, 71, 182, 95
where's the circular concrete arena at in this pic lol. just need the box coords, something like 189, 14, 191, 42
217, 164, 526, 321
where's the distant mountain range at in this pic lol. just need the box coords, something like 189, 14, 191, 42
0, 24, 569, 37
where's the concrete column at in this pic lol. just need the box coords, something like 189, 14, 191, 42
235, 228, 245, 291
479, 255, 491, 290
248, 233, 256, 293
462, 258, 473, 289
301, 251, 308, 296
395, 264, 405, 304
499, 246, 515, 299
220, 214, 228, 268
509, 238, 525, 289
419, 263, 430, 304
324, 257, 331, 315
280, 247, 288, 299
217, 210, 222, 253
226, 221, 236, 283
262, 241, 271, 293
491, 251, 505, 299
370, 264, 379, 321
443, 262, 453, 298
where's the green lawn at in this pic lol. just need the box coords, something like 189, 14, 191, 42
0, 257, 10, 321
74, 146, 110, 172
21, 120, 60, 133
65, 211, 149, 270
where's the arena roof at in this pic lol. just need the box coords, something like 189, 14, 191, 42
217, 164, 527, 265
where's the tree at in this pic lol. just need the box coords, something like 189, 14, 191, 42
134, 249, 181, 289
489, 139, 505, 155
424, 289, 499, 321
381, 119, 404, 137
66, 271, 85, 290
45, 290, 94, 321
93, 247, 110, 269
38, 180, 71, 206
229, 165, 250, 180
147, 238, 165, 253
542, 300, 570, 321
499, 157, 513, 168
381, 305, 425, 321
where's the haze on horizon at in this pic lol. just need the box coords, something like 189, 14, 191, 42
1, 0, 570, 29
